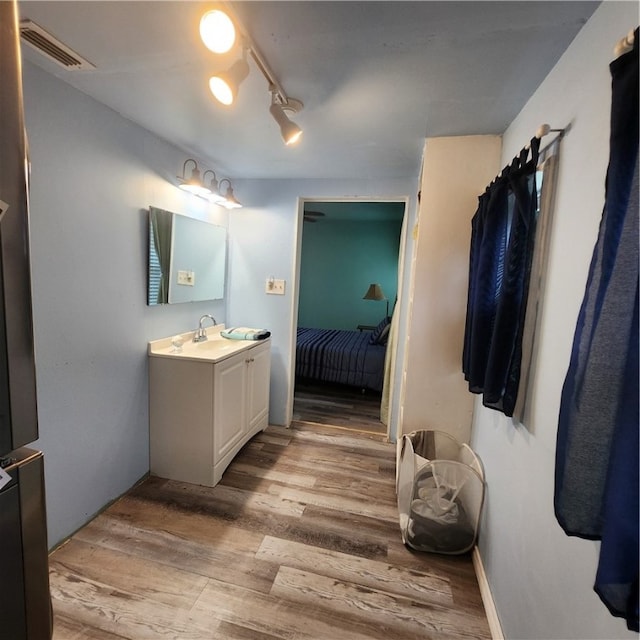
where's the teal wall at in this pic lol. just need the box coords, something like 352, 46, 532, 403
298, 217, 403, 330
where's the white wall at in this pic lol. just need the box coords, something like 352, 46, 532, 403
226, 178, 419, 434
470, 4, 639, 639
23, 62, 229, 547
402, 135, 501, 444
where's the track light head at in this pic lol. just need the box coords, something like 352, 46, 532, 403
209, 57, 250, 106
269, 98, 303, 146
200, 9, 236, 54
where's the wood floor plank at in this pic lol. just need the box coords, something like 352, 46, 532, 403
271, 566, 491, 640
277, 486, 398, 523
52, 613, 130, 640
225, 460, 317, 488
74, 513, 279, 594
256, 535, 455, 607
49, 566, 223, 640
51, 538, 208, 610
102, 493, 266, 552
191, 577, 377, 640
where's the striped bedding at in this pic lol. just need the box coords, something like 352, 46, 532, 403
295, 327, 387, 392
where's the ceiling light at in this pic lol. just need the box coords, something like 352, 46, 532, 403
199, 10, 236, 54
269, 97, 303, 146
219, 179, 242, 209
209, 57, 250, 106
199, 6, 305, 146
177, 159, 210, 196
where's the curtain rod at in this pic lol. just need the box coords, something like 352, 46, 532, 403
526, 123, 565, 150
491, 124, 564, 183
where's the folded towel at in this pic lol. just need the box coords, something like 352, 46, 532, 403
221, 327, 271, 341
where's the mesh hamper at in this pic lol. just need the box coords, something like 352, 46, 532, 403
396, 430, 485, 554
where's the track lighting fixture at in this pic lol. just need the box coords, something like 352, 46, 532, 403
199, 9, 236, 54
199, 6, 304, 146
209, 53, 250, 106
177, 159, 210, 197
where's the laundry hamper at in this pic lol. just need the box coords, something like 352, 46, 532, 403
396, 430, 485, 554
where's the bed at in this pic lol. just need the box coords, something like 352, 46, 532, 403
295, 317, 390, 393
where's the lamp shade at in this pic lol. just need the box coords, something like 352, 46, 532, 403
362, 283, 386, 302
363, 283, 389, 317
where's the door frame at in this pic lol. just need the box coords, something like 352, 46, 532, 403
286, 195, 412, 442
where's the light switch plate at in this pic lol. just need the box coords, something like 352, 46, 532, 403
266, 278, 285, 295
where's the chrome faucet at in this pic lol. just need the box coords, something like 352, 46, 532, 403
193, 314, 217, 342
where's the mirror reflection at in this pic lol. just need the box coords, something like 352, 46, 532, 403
148, 206, 226, 305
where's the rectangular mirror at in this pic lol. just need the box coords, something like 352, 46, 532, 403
148, 206, 226, 305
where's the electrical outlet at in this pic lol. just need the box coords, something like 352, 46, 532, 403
265, 278, 285, 295
177, 270, 195, 286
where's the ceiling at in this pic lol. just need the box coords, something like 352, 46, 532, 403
17, 1, 599, 181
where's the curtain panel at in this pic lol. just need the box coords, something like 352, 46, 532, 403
554, 29, 638, 631
150, 207, 173, 305
462, 138, 540, 417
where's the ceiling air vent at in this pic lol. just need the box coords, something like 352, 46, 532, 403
20, 20, 95, 70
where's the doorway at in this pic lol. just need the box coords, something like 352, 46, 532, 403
292, 198, 408, 438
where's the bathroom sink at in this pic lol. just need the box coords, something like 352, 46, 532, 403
148, 325, 262, 363
189, 338, 237, 353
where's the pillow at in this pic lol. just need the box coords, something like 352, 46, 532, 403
374, 323, 391, 346
369, 316, 390, 345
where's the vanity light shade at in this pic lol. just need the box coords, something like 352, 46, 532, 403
200, 10, 236, 54
202, 170, 226, 204
209, 58, 250, 106
219, 179, 242, 209
269, 103, 303, 145
178, 160, 211, 197
222, 187, 243, 209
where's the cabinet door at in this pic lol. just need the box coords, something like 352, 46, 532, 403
247, 341, 271, 433
213, 352, 248, 464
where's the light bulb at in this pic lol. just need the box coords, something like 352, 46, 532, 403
200, 10, 236, 54
209, 77, 233, 105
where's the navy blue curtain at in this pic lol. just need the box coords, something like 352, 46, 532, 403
555, 29, 639, 632
463, 138, 540, 416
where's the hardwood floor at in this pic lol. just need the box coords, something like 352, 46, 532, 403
49, 423, 490, 639
293, 380, 387, 436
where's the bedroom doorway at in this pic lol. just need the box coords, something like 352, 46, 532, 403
292, 198, 407, 438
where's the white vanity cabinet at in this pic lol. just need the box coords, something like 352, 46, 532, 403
148, 337, 270, 487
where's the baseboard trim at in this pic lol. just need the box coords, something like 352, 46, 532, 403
472, 546, 505, 640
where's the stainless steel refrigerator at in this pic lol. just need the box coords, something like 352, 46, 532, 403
0, 1, 53, 638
